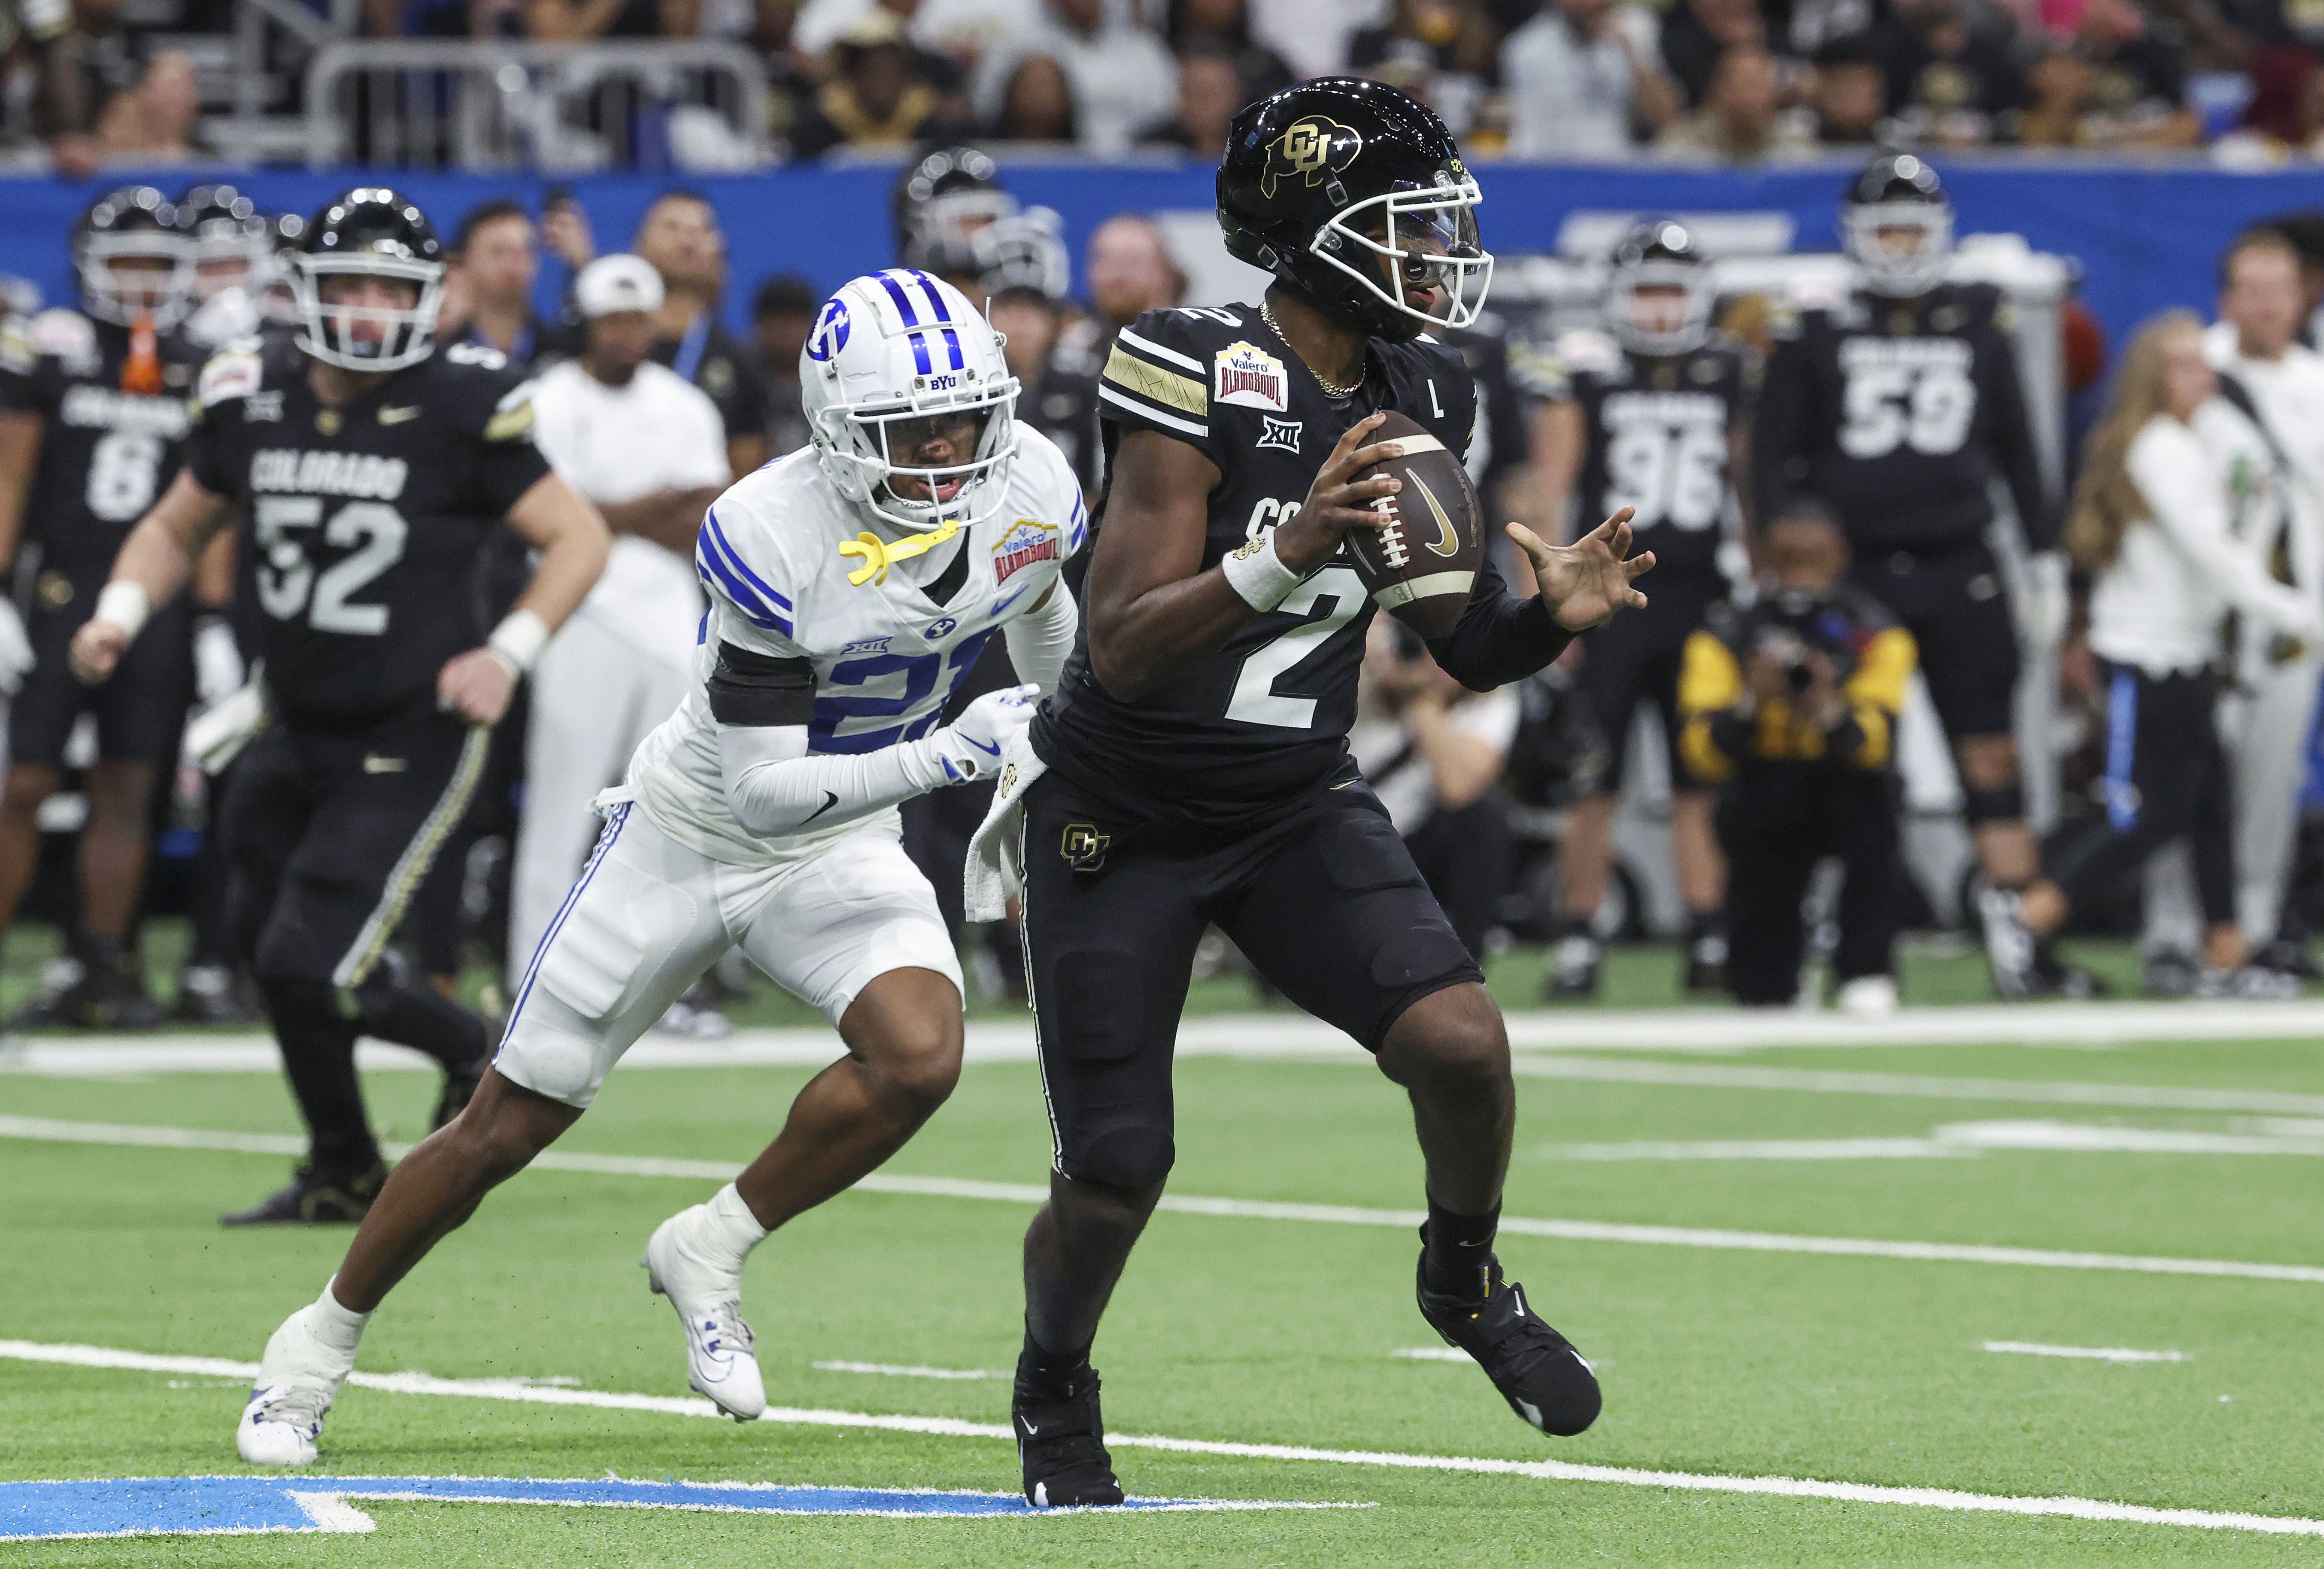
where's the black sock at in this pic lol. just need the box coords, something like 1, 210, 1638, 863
1015, 1326, 1094, 1402
1421, 1198, 1500, 1299
259, 976, 379, 1175
354, 974, 488, 1072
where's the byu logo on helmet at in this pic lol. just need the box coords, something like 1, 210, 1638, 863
806, 297, 850, 362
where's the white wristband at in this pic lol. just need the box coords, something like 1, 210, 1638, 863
486, 608, 551, 676
94, 582, 150, 640
1220, 528, 1302, 612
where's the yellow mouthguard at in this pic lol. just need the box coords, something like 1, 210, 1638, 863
840, 515, 962, 587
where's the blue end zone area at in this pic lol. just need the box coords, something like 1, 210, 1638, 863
0, 1475, 1329, 1539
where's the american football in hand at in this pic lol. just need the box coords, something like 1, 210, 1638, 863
1344, 410, 1483, 642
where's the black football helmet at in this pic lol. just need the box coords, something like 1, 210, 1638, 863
1607, 217, 1713, 356
73, 185, 193, 329
1217, 76, 1489, 343
291, 187, 445, 372
175, 183, 277, 301
1841, 154, 1951, 298
892, 145, 1017, 269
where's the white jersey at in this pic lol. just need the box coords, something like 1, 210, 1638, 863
627, 425, 1087, 867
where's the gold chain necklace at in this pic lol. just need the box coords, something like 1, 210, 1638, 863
1259, 302, 1362, 398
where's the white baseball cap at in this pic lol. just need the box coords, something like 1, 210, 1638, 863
575, 253, 665, 318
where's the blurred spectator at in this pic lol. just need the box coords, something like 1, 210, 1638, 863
2256, 210, 2324, 344
791, 11, 968, 154
1351, 619, 1521, 961
631, 190, 772, 475
1167, 0, 1294, 100
1349, 0, 1500, 136
439, 199, 561, 368
15, 0, 97, 175
989, 52, 1078, 140
2020, 0, 2200, 148
522, 0, 700, 43
1502, 0, 1680, 159
1058, 212, 1186, 371
1140, 37, 1243, 155
1870, 0, 2027, 147
795, 0, 1038, 64
988, 282, 1104, 495
751, 272, 816, 456
93, 49, 199, 162
1657, 43, 1819, 157
1803, 32, 1890, 145
1247, 0, 1390, 80
1660, 0, 1766, 106
1775, 0, 1879, 56
972, 0, 1178, 155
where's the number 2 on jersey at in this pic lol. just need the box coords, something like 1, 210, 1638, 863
1226, 566, 1366, 729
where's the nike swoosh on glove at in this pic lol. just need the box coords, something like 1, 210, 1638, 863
932, 683, 1040, 784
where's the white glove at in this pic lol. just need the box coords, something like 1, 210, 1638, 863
930, 683, 1038, 784
2018, 551, 2070, 648
0, 600, 30, 699
192, 613, 246, 708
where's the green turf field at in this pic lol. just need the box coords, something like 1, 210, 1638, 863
6, 938, 2324, 1562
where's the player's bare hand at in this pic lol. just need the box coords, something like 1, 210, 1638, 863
69, 618, 133, 686
1508, 509, 1655, 632
437, 648, 517, 726
1276, 412, 1405, 573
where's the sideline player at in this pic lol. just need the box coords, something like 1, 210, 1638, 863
0, 185, 203, 1028
1000, 79, 1649, 1507
1524, 219, 1748, 998
229, 268, 1087, 1467
71, 189, 610, 1222
1754, 155, 2075, 997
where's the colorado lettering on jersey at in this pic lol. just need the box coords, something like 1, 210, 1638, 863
1601, 390, 1725, 427
250, 449, 411, 500
1837, 337, 1973, 376
58, 384, 191, 438
992, 519, 1060, 583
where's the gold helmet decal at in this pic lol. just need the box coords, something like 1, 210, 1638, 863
1261, 116, 1363, 200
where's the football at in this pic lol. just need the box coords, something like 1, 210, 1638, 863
1344, 410, 1484, 642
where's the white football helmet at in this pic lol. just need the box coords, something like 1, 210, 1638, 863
801, 269, 1021, 541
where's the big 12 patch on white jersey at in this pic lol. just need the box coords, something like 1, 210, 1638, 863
1214, 341, 1289, 413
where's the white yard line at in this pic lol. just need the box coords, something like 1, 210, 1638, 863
1542, 1119, 2324, 1162
1390, 1347, 1471, 1362
1, 1338, 2314, 1539
811, 1362, 1004, 1381
7, 1115, 2324, 1287
1508, 1055, 2324, 1116
1981, 1341, 2190, 1364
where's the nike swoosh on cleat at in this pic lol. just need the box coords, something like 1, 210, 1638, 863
801, 790, 840, 825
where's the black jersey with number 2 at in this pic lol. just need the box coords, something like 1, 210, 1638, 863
183, 336, 550, 728
1033, 301, 1564, 838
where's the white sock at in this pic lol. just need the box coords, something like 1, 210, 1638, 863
311, 1279, 371, 1359
698, 1183, 770, 1272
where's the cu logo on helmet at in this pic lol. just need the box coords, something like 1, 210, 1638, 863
806, 298, 851, 362
1262, 116, 1362, 199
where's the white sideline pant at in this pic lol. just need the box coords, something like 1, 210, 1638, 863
495, 803, 962, 1108
508, 609, 693, 985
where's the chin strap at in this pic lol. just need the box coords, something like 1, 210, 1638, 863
840, 514, 960, 587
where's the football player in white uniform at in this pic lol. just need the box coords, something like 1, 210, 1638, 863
234, 268, 1087, 1465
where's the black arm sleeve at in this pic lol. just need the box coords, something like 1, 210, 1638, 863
1982, 329, 2058, 552
1426, 551, 1574, 693
706, 642, 816, 726
1750, 336, 1813, 538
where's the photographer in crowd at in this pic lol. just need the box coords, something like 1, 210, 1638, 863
1678, 504, 1917, 1011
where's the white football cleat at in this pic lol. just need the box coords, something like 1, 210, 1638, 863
642, 1206, 766, 1421
237, 1304, 355, 1466
1835, 974, 1899, 1018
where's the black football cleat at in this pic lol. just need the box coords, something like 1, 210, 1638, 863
1681, 927, 1728, 994
221, 1161, 388, 1227
1543, 933, 1601, 1001
173, 963, 265, 1025
1015, 1370, 1125, 1508
1417, 1250, 1601, 1438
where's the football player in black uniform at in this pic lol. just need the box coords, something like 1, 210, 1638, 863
1754, 156, 2079, 997
0, 186, 204, 1028
72, 189, 609, 1224
1525, 219, 1749, 999
1007, 79, 1651, 1506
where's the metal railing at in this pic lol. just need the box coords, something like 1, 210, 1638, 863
304, 40, 772, 171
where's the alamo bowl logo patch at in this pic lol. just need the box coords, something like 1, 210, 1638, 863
1214, 341, 1288, 413
992, 518, 1061, 584
1261, 115, 1362, 199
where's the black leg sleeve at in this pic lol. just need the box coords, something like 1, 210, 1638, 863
352, 960, 489, 1072
1830, 771, 1904, 983
258, 975, 377, 1174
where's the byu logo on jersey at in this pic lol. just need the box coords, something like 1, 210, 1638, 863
923, 617, 959, 639
1261, 116, 1361, 198
1214, 342, 1289, 414
806, 298, 851, 362
1256, 417, 1303, 455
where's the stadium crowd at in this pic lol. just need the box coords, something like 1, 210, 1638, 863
10, 144, 2324, 1037
24, 0, 2324, 167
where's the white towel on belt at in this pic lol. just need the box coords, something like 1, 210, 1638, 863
964, 730, 1047, 922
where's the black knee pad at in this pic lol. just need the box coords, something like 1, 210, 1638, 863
1063, 1119, 1176, 1192
1963, 785, 2025, 826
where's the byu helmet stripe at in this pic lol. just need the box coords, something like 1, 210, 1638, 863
907, 270, 952, 322
872, 274, 937, 374
939, 327, 965, 370
875, 271, 921, 325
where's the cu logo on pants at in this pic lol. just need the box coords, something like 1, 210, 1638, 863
1059, 823, 1110, 872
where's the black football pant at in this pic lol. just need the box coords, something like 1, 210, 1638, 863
1402, 796, 1511, 961
1717, 764, 1902, 1006
2047, 665, 2233, 927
